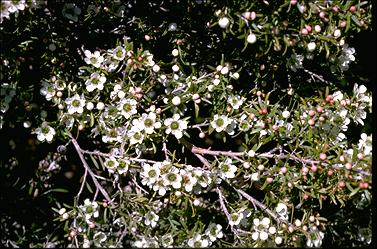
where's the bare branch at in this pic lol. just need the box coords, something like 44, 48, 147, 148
70, 137, 115, 208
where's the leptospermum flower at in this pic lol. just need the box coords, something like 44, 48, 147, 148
111, 46, 126, 61
187, 234, 209, 248
141, 163, 161, 186
35, 122, 56, 142
65, 94, 86, 115
205, 223, 223, 242
218, 158, 237, 179
164, 113, 188, 139
79, 198, 99, 221
84, 50, 104, 68
134, 112, 161, 135
252, 217, 271, 241
229, 212, 244, 226
227, 95, 245, 109
127, 125, 144, 145
104, 156, 119, 173
117, 98, 137, 119
162, 167, 182, 189
85, 72, 106, 92
211, 114, 231, 132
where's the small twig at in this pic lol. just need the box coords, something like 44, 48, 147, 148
75, 168, 88, 203
216, 187, 240, 238
304, 69, 327, 83
233, 187, 290, 226
131, 176, 149, 194
70, 137, 115, 208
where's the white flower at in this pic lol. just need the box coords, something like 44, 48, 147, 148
133, 237, 149, 248
111, 46, 126, 61
247, 33, 257, 44
162, 167, 182, 189
160, 234, 174, 247
333, 91, 344, 101
205, 223, 223, 242
117, 159, 130, 174
118, 98, 137, 119
307, 42, 316, 52
104, 156, 119, 173
248, 149, 256, 157
84, 50, 104, 68
127, 125, 144, 144
152, 64, 160, 72
172, 64, 180, 72
152, 180, 168, 196
219, 158, 237, 179
35, 122, 56, 142
220, 66, 229, 75
143, 50, 155, 66
211, 114, 231, 132
180, 169, 198, 192
80, 199, 99, 221
172, 49, 179, 57
229, 212, 244, 226
85, 72, 106, 92
134, 112, 161, 135
282, 110, 290, 118
306, 229, 325, 247
93, 232, 107, 246
228, 95, 245, 109
333, 29, 341, 38
164, 113, 188, 139
40, 82, 56, 101
172, 96, 181, 105
218, 17, 230, 28
144, 211, 159, 228
269, 226, 276, 234
65, 94, 86, 114
275, 203, 288, 220
188, 234, 209, 248
251, 172, 259, 181
275, 236, 283, 245
141, 163, 161, 186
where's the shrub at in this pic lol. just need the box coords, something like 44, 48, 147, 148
0, 0, 372, 247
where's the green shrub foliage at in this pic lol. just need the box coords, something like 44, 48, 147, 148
0, 0, 372, 247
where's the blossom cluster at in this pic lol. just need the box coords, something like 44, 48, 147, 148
140, 160, 214, 195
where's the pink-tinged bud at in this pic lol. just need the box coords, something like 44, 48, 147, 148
70, 230, 77, 237
290, 0, 297, 5
340, 21, 347, 28
349, 6, 356, 13
266, 177, 273, 183
301, 28, 308, 35
338, 181, 345, 188
305, 25, 312, 33
316, 106, 323, 113
280, 166, 287, 173
302, 167, 309, 174
357, 153, 364, 160
327, 170, 333, 176
308, 110, 316, 117
319, 153, 327, 160
311, 165, 318, 172
319, 11, 326, 18
345, 162, 352, 170
308, 119, 315, 126
258, 164, 265, 171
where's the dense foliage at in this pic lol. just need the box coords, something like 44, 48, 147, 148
0, 0, 373, 248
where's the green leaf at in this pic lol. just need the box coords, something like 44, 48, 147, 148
194, 102, 199, 118
86, 181, 93, 194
